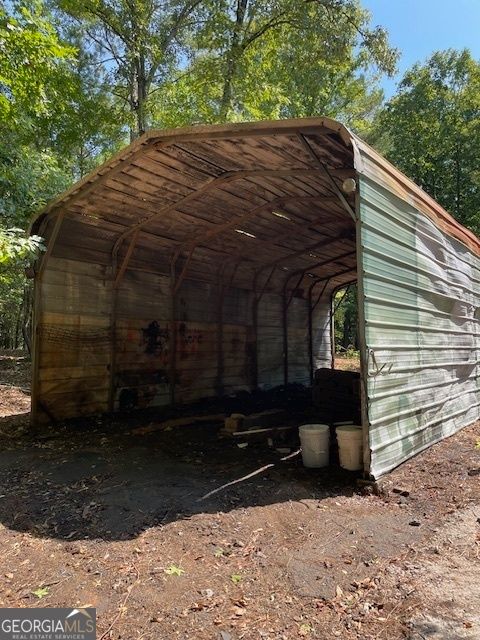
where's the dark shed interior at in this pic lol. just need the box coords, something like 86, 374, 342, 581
30, 119, 359, 425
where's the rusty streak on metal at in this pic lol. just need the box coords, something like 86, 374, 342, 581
286, 271, 306, 310
111, 168, 327, 266
224, 259, 241, 290
215, 265, 226, 396
169, 259, 177, 406
251, 265, 277, 390
310, 278, 330, 312
254, 266, 277, 304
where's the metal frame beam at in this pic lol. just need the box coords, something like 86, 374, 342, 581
298, 134, 356, 222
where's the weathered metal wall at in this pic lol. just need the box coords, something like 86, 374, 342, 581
33, 256, 320, 421
312, 293, 333, 371
114, 274, 315, 408
257, 293, 284, 388
358, 174, 480, 477
33, 256, 112, 423
111, 274, 254, 410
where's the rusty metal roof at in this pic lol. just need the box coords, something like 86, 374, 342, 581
31, 117, 480, 260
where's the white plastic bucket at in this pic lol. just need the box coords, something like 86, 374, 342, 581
336, 425, 363, 471
299, 424, 330, 468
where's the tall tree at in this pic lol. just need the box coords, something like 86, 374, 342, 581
153, 0, 397, 127
32, 26, 127, 179
56, 0, 204, 137
370, 49, 480, 234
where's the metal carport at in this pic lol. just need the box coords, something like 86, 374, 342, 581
29, 117, 480, 477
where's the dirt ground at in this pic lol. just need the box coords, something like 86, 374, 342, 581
0, 353, 479, 639
334, 356, 360, 372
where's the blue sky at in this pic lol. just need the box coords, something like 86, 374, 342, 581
362, 0, 480, 97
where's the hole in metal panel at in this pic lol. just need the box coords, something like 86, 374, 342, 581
235, 229, 257, 238
271, 210, 292, 221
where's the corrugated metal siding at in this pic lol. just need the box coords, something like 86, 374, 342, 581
312, 295, 333, 370
358, 175, 480, 477
287, 297, 310, 386
257, 293, 283, 388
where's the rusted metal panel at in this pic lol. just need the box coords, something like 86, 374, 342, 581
32, 257, 112, 423
358, 173, 480, 478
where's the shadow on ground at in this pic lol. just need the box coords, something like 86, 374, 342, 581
0, 413, 359, 542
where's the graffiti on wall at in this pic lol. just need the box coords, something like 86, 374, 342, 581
141, 320, 170, 355
138, 320, 204, 358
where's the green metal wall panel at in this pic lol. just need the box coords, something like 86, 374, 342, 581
358, 174, 480, 477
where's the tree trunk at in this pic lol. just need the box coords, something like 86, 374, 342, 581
22, 283, 32, 354
219, 0, 248, 121
134, 51, 148, 136
455, 142, 461, 220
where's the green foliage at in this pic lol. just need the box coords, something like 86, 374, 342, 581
0, 133, 70, 228
0, 228, 44, 268
53, 0, 398, 133
0, 0, 410, 358
0, 0, 74, 124
152, 0, 398, 128
55, 0, 204, 136
0, 228, 44, 350
0, 1, 128, 349
334, 285, 358, 354
370, 49, 480, 234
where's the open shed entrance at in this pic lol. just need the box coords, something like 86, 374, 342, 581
30, 117, 480, 478
30, 119, 363, 468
